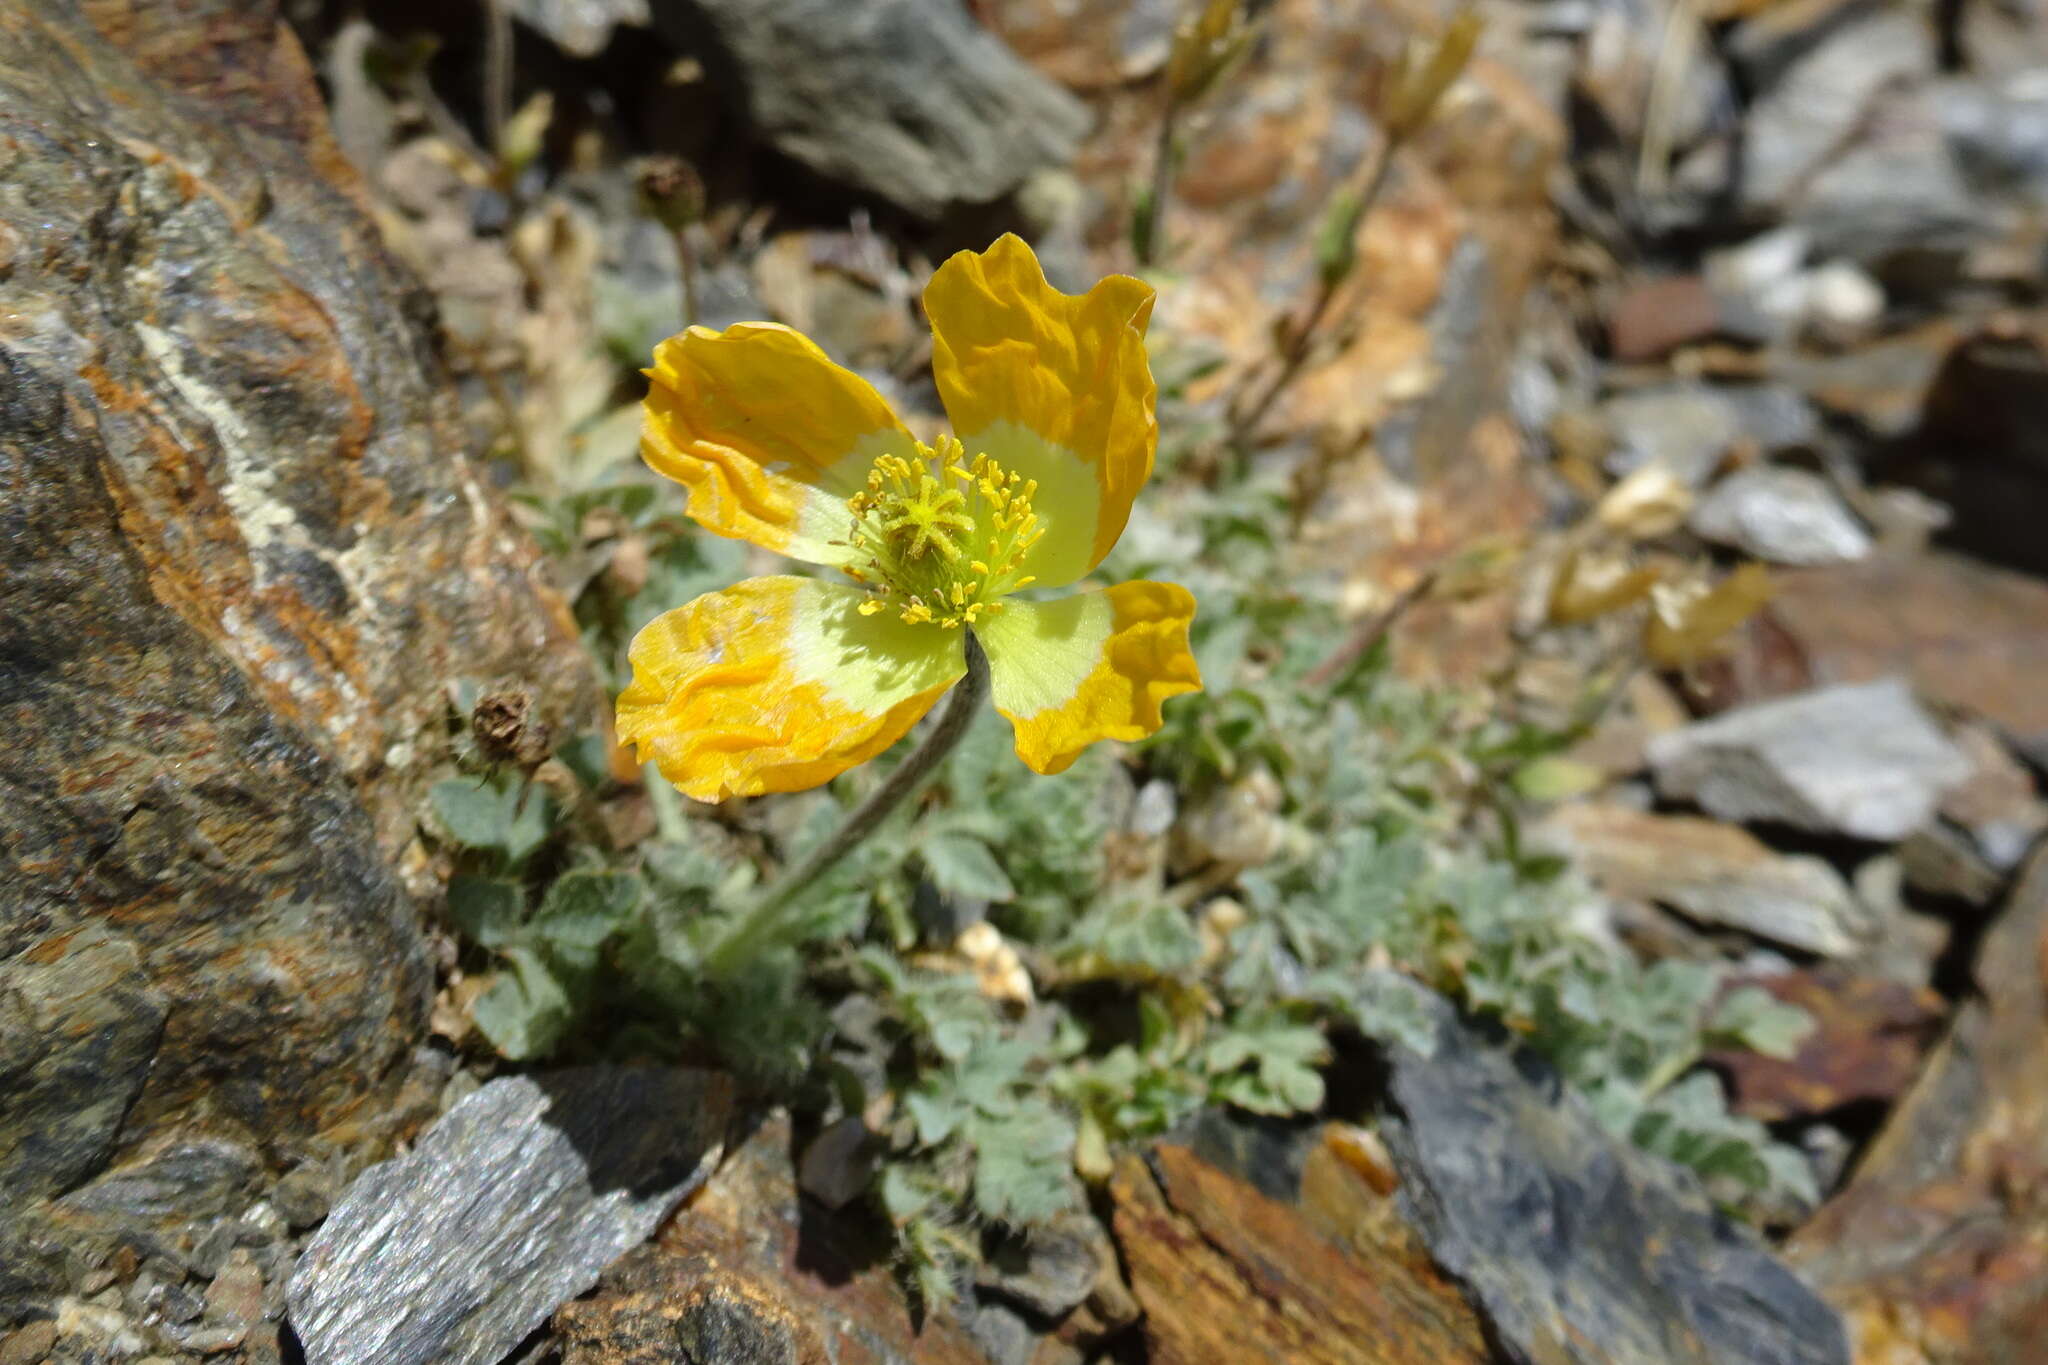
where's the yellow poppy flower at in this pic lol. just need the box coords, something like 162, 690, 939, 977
618, 234, 1203, 803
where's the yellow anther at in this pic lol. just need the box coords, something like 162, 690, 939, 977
843, 438, 1044, 630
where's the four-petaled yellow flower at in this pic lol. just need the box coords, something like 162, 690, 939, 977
617, 234, 1203, 803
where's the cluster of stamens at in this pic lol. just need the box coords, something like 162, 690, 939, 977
840, 435, 1043, 628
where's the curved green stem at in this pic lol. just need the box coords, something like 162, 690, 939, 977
706, 632, 991, 978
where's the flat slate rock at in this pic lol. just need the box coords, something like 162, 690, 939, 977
653, 0, 1089, 218
1535, 804, 1874, 957
289, 1068, 732, 1365
1647, 678, 1971, 842
1383, 999, 1849, 1365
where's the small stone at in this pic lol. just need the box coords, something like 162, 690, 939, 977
1601, 383, 1818, 486
1708, 226, 1810, 313
1608, 275, 1722, 362
1601, 384, 1744, 486
1690, 466, 1872, 566
205, 1251, 264, 1330
162, 1322, 246, 1354
1898, 823, 2005, 906
271, 1165, 336, 1231
796, 1117, 874, 1212
138, 1256, 188, 1288
1937, 724, 2048, 870
1175, 769, 1286, 868
242, 1324, 284, 1365
1130, 779, 1177, 838
238, 1203, 286, 1242
138, 1279, 206, 1325
977, 1211, 1109, 1319
1804, 261, 1885, 334
186, 1222, 238, 1280
1648, 679, 1973, 842
53, 1295, 132, 1350
0, 1321, 57, 1365
962, 1296, 1043, 1365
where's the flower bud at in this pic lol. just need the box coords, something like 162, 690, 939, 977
637, 155, 705, 232
1165, 0, 1253, 106
1379, 10, 1482, 142
496, 91, 554, 181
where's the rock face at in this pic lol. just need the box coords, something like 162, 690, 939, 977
0, 0, 592, 1268
1384, 1001, 1850, 1365
1109, 1140, 1491, 1364
1790, 847, 2048, 1363
1648, 680, 1971, 842
289, 1070, 732, 1365
654, 0, 1091, 219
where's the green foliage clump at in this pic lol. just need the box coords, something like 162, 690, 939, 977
429, 384, 1815, 1302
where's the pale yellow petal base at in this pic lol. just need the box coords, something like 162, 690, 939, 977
617, 575, 965, 802
976, 580, 1201, 775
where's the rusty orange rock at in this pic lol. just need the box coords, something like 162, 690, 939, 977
0, 0, 594, 1257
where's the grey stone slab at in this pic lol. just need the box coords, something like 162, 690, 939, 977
1648, 679, 1972, 842
1384, 999, 1849, 1365
653, 0, 1089, 218
288, 1068, 733, 1365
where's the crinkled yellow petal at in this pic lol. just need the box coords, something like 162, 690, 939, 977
925, 234, 1156, 588
618, 575, 966, 802
975, 581, 1200, 775
643, 323, 915, 564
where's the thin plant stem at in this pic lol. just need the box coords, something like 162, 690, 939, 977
706, 632, 991, 977
1136, 95, 1183, 268
1226, 140, 1399, 446
672, 225, 701, 325
1303, 566, 1437, 690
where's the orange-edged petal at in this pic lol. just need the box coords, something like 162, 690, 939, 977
618, 575, 966, 801
925, 234, 1156, 588
643, 323, 915, 564
974, 581, 1200, 775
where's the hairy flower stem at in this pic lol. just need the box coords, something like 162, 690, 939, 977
671, 225, 701, 325
706, 632, 992, 978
